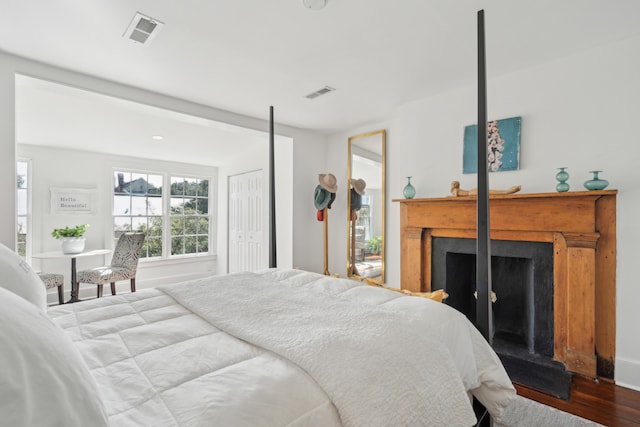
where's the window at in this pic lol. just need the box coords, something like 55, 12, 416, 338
16, 161, 29, 257
113, 171, 163, 258
170, 177, 209, 256
113, 170, 211, 259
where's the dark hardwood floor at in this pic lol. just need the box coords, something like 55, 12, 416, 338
515, 376, 640, 426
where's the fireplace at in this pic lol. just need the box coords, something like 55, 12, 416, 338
394, 191, 617, 388
434, 238, 553, 353
432, 237, 573, 397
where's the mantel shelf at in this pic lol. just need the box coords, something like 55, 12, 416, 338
393, 189, 617, 204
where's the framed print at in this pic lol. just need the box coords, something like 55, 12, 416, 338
463, 116, 521, 173
51, 187, 96, 214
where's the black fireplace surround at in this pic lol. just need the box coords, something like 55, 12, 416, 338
431, 237, 572, 399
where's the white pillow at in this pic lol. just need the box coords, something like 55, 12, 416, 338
0, 242, 47, 311
0, 287, 109, 426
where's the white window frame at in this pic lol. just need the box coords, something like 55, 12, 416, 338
168, 175, 211, 258
111, 168, 214, 262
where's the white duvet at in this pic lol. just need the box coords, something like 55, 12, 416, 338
48, 269, 515, 426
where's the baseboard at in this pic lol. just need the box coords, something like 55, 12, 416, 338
615, 356, 640, 392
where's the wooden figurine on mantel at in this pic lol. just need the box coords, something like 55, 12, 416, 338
450, 180, 522, 197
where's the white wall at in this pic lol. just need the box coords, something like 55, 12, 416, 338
0, 57, 16, 248
326, 34, 640, 390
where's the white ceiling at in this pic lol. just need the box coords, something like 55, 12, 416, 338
15, 75, 269, 167
3, 0, 640, 163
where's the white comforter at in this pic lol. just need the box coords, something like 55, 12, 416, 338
48, 269, 515, 426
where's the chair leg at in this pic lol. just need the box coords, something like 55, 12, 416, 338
97, 284, 103, 298
130, 278, 136, 293
110, 282, 116, 295
57, 285, 64, 305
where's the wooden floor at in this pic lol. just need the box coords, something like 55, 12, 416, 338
515, 376, 640, 426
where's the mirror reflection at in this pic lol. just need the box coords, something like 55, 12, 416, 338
347, 129, 385, 284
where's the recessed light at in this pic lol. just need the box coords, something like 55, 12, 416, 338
151, 135, 164, 140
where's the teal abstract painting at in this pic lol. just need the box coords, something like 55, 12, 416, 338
463, 116, 521, 173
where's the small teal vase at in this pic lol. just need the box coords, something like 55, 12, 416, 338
555, 167, 570, 192
403, 176, 416, 199
584, 171, 609, 191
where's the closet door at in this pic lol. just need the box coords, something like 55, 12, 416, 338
228, 170, 263, 273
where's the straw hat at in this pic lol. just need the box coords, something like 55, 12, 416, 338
318, 173, 337, 193
351, 178, 366, 195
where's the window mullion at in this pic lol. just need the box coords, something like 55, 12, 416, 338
163, 172, 170, 259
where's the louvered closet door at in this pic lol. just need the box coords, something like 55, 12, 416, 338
228, 170, 263, 273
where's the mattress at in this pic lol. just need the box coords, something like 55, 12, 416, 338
48, 269, 515, 426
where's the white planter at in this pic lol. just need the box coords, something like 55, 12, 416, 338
60, 237, 85, 254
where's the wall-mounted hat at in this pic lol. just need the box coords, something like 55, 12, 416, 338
318, 173, 337, 193
314, 185, 332, 210
351, 178, 366, 196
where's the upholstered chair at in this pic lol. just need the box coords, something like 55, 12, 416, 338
76, 233, 145, 298
37, 273, 64, 305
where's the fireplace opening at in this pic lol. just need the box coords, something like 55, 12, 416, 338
432, 237, 572, 399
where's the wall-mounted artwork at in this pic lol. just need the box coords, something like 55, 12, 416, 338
463, 116, 521, 173
50, 187, 96, 214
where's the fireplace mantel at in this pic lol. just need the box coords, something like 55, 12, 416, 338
394, 190, 617, 379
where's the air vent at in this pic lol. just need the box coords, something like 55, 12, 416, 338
305, 86, 335, 100
123, 12, 164, 45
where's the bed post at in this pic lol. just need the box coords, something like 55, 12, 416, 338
476, 10, 492, 344
269, 106, 277, 268
475, 11, 494, 427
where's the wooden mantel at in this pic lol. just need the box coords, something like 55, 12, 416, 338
394, 190, 617, 379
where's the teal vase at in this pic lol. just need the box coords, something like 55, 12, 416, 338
403, 176, 416, 199
555, 167, 570, 192
584, 171, 609, 191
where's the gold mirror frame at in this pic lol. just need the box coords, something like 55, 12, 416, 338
346, 129, 386, 284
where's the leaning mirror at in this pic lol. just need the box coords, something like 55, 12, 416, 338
347, 129, 386, 284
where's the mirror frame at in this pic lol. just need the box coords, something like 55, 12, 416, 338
346, 129, 386, 284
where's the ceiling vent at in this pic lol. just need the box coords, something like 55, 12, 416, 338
305, 86, 335, 100
123, 12, 164, 45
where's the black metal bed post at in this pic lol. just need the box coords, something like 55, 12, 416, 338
475, 10, 493, 427
476, 10, 493, 345
269, 106, 277, 268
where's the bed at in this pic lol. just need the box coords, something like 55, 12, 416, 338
1, 10, 509, 427
1, 260, 515, 426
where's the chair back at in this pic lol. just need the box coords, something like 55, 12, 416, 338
111, 233, 145, 274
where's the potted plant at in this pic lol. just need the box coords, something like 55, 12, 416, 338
367, 235, 382, 255
51, 224, 90, 254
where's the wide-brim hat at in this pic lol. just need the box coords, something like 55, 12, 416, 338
318, 173, 337, 193
351, 178, 366, 195
314, 185, 332, 210
350, 187, 362, 211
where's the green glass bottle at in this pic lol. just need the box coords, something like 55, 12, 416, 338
403, 176, 416, 199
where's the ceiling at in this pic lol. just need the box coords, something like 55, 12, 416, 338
3, 0, 640, 164
15, 75, 269, 167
